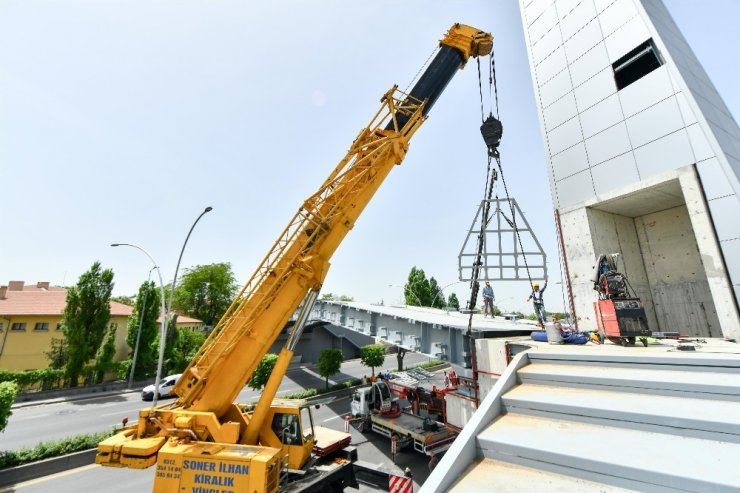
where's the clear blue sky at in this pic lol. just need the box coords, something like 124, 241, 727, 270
1, 1, 737, 316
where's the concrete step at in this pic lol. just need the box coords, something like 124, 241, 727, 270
526, 349, 740, 371
447, 458, 638, 492
517, 362, 740, 400
502, 383, 740, 442
477, 412, 740, 492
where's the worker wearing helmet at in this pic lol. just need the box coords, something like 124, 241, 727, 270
527, 277, 548, 327
482, 280, 495, 317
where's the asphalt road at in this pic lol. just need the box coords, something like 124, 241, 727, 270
2, 357, 436, 493
2, 400, 431, 492
3, 353, 431, 452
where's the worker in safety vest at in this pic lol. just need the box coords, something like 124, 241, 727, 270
527, 277, 548, 327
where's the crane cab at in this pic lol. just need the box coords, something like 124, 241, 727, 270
258, 401, 315, 470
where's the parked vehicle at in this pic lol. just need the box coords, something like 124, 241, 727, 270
141, 374, 181, 401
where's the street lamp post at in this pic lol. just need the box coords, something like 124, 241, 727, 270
165, 206, 213, 328
128, 266, 156, 389
388, 284, 423, 307
111, 243, 167, 408
432, 280, 468, 311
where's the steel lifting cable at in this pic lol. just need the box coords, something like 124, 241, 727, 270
485, 52, 536, 293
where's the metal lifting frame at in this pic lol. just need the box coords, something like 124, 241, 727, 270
458, 198, 547, 281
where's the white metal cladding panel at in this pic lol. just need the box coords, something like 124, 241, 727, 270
556, 169, 595, 206
697, 158, 735, 201
559, 0, 597, 41
625, 97, 684, 149
687, 125, 716, 163
591, 152, 640, 195
713, 115, 740, 152
710, 125, 740, 162
547, 117, 583, 155
536, 46, 568, 84
604, 15, 651, 62
569, 42, 610, 88
707, 195, 740, 242
532, 24, 564, 64
540, 70, 573, 107
594, 0, 615, 14
633, 130, 694, 178
555, 0, 580, 13
525, 0, 555, 25
618, 66, 674, 118
675, 92, 698, 126
720, 238, 740, 288
727, 155, 740, 178
598, 0, 638, 37
585, 122, 631, 165
529, 3, 559, 43
573, 67, 615, 111
544, 92, 578, 131
580, 93, 623, 139
564, 19, 603, 61
551, 141, 589, 180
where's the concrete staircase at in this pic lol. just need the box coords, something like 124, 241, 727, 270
422, 348, 740, 492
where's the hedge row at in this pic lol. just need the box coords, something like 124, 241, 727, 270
0, 430, 113, 469
0, 368, 64, 389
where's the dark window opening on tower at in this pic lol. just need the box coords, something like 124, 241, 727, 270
612, 39, 663, 90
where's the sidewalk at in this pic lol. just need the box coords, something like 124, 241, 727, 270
11, 381, 150, 409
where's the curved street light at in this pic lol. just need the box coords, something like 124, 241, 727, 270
165, 207, 213, 327
432, 280, 468, 311
388, 284, 423, 307
111, 242, 167, 408
128, 266, 156, 389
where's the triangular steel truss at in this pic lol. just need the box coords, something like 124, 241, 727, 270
458, 198, 547, 281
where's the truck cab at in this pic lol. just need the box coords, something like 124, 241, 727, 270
351, 381, 396, 417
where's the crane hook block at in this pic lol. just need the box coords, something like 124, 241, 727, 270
480, 115, 503, 157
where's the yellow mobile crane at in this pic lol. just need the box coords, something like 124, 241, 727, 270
97, 23, 493, 493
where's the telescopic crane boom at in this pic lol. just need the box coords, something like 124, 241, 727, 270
97, 23, 493, 493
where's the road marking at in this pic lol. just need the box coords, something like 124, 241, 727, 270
101, 410, 130, 417
10, 413, 49, 422
0, 464, 98, 491
323, 412, 350, 422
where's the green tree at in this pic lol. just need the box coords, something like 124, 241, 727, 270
403, 267, 444, 308
404, 266, 431, 306
111, 295, 135, 306
428, 277, 445, 308
126, 281, 161, 380
94, 325, 118, 383
248, 353, 279, 390
62, 262, 115, 387
317, 349, 343, 390
45, 338, 68, 369
164, 330, 206, 374
173, 263, 238, 326
320, 293, 354, 302
447, 292, 460, 311
0, 382, 18, 432
360, 344, 385, 377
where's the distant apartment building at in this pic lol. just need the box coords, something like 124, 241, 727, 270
0, 281, 133, 371
0, 281, 206, 371
519, 0, 740, 339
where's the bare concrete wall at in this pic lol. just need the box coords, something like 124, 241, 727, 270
635, 205, 721, 336
559, 207, 599, 329
586, 208, 659, 330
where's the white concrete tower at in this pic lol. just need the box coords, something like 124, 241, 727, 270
518, 0, 740, 339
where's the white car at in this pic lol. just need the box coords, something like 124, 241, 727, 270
141, 374, 181, 401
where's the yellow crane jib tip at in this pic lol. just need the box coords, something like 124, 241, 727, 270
441, 23, 494, 60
